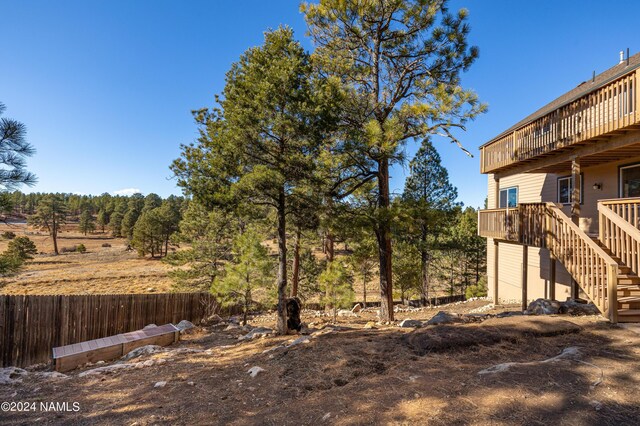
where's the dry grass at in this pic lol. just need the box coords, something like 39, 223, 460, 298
0, 223, 174, 295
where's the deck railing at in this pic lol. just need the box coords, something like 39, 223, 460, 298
478, 203, 618, 321
599, 199, 640, 277
481, 69, 640, 174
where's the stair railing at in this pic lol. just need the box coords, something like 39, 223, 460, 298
545, 203, 618, 323
598, 200, 640, 278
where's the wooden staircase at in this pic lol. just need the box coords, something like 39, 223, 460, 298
594, 241, 640, 322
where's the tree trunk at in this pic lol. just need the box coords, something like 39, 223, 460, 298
376, 158, 394, 321
420, 225, 430, 307
290, 228, 301, 297
52, 214, 59, 255
362, 271, 367, 309
276, 188, 288, 335
324, 230, 334, 312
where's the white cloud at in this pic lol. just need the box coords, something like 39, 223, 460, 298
113, 188, 141, 196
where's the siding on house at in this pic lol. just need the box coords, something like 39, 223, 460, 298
486, 172, 572, 304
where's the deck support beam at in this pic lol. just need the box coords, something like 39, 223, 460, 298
549, 253, 556, 300
522, 246, 528, 311
493, 240, 499, 305
571, 157, 581, 225
571, 279, 579, 299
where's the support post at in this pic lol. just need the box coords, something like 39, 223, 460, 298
607, 264, 618, 324
571, 157, 581, 225
522, 245, 528, 311
571, 279, 579, 299
493, 240, 499, 305
549, 253, 556, 301
494, 175, 500, 208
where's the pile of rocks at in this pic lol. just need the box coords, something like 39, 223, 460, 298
525, 298, 600, 316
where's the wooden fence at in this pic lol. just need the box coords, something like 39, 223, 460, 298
0, 292, 217, 368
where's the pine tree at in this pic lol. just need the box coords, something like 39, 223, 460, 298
121, 193, 144, 239
0, 102, 36, 191
217, 229, 274, 325
28, 194, 67, 255
172, 27, 338, 334
96, 209, 108, 233
78, 210, 95, 235
318, 261, 354, 323
6, 236, 37, 260
401, 138, 459, 305
303, 0, 486, 321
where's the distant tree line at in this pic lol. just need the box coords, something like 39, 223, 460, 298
4, 191, 184, 257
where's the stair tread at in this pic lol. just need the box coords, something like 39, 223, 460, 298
618, 296, 640, 302
618, 309, 640, 315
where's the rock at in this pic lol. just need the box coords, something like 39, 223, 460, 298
143, 324, 157, 330
351, 303, 362, 313
425, 311, 465, 325
464, 313, 493, 323
35, 371, 70, 381
247, 366, 265, 378
78, 363, 138, 377
224, 323, 241, 331
188, 381, 195, 386
0, 367, 27, 385
122, 345, 163, 360
363, 321, 377, 329
590, 400, 603, 411
287, 336, 311, 347
337, 309, 356, 317
176, 320, 195, 333
300, 325, 318, 335
238, 327, 274, 341
525, 298, 561, 315
560, 299, 600, 316
399, 319, 422, 328
478, 347, 581, 375
146, 287, 156, 292
496, 311, 523, 318
154, 381, 167, 388
202, 314, 223, 325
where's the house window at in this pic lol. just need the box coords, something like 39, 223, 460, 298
558, 175, 582, 204
499, 187, 518, 208
620, 164, 640, 197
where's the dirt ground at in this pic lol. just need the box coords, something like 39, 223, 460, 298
0, 223, 175, 295
1, 300, 639, 425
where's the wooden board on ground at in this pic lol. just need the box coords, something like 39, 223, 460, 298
52, 323, 180, 372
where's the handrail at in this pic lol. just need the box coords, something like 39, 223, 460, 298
546, 203, 618, 322
547, 204, 618, 264
599, 201, 640, 278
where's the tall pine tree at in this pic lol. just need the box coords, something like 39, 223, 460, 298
402, 138, 459, 305
303, 0, 486, 320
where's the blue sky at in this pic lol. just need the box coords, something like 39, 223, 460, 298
1, 0, 639, 208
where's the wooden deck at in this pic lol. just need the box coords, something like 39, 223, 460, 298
481, 68, 640, 175
52, 323, 179, 372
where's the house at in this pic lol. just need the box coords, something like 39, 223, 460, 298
478, 51, 640, 323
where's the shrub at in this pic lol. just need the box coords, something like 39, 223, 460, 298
466, 276, 488, 299
2, 231, 16, 240
6, 237, 38, 260
101, 243, 111, 248
76, 244, 87, 253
